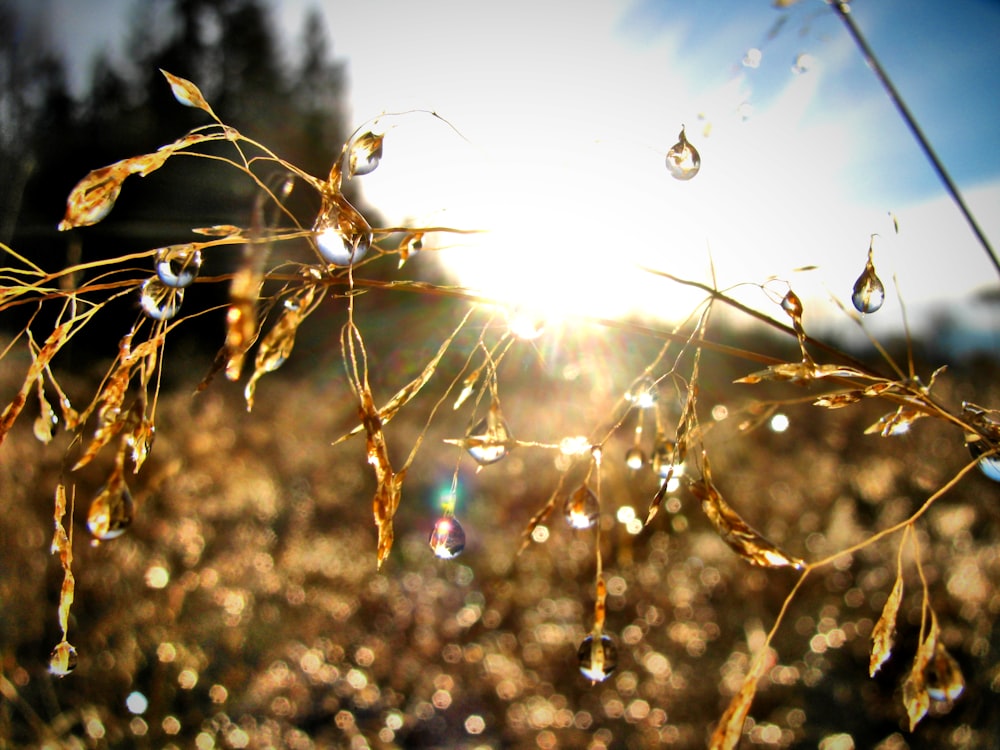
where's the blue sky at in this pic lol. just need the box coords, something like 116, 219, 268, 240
20, 0, 1000, 334
619, 0, 1000, 203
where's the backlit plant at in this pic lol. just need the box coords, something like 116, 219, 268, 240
2, 14, 999, 747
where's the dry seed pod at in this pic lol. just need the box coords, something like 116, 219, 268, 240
692, 456, 804, 569
901, 612, 940, 730
161, 69, 216, 115
57, 129, 214, 230
869, 567, 903, 677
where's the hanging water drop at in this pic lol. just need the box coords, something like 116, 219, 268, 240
665, 126, 701, 181
625, 376, 658, 408
966, 434, 1000, 483
852, 249, 885, 314
347, 131, 384, 177
462, 403, 514, 466
925, 642, 965, 702
564, 485, 600, 530
49, 640, 78, 676
577, 633, 618, 682
313, 192, 372, 266
316, 225, 371, 267
625, 447, 646, 471
87, 476, 135, 541
154, 244, 203, 288
781, 289, 803, 319
139, 277, 184, 321
651, 437, 685, 480
429, 516, 466, 559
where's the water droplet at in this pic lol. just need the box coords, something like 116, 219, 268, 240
429, 516, 466, 559
967, 435, 1000, 483
564, 485, 599, 530
578, 633, 617, 682
743, 48, 762, 68
154, 244, 203, 288
651, 438, 685, 479
559, 436, 592, 456
925, 642, 965, 702
665, 126, 701, 181
347, 132, 384, 177
852, 255, 885, 314
316, 226, 371, 267
87, 477, 134, 541
625, 447, 646, 471
464, 404, 514, 466
313, 193, 373, 266
781, 289, 803, 319
49, 640, 78, 676
139, 277, 184, 321
625, 376, 658, 408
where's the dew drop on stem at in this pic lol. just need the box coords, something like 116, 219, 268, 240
625, 447, 646, 471
87, 475, 135, 542
966, 435, 1000, 482
961, 402, 1000, 483
781, 289, 803, 320
49, 640, 78, 677
925, 642, 965, 702
347, 132, 384, 177
665, 126, 701, 181
313, 192, 372, 267
154, 244, 203, 288
564, 485, 599, 530
463, 403, 514, 466
578, 633, 617, 682
652, 437, 684, 480
139, 277, 184, 321
852, 246, 885, 314
316, 225, 371, 267
625, 376, 658, 408
429, 516, 466, 559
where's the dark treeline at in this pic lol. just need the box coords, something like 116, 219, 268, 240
0, 0, 365, 356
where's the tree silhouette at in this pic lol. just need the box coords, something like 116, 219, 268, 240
2, 0, 357, 358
